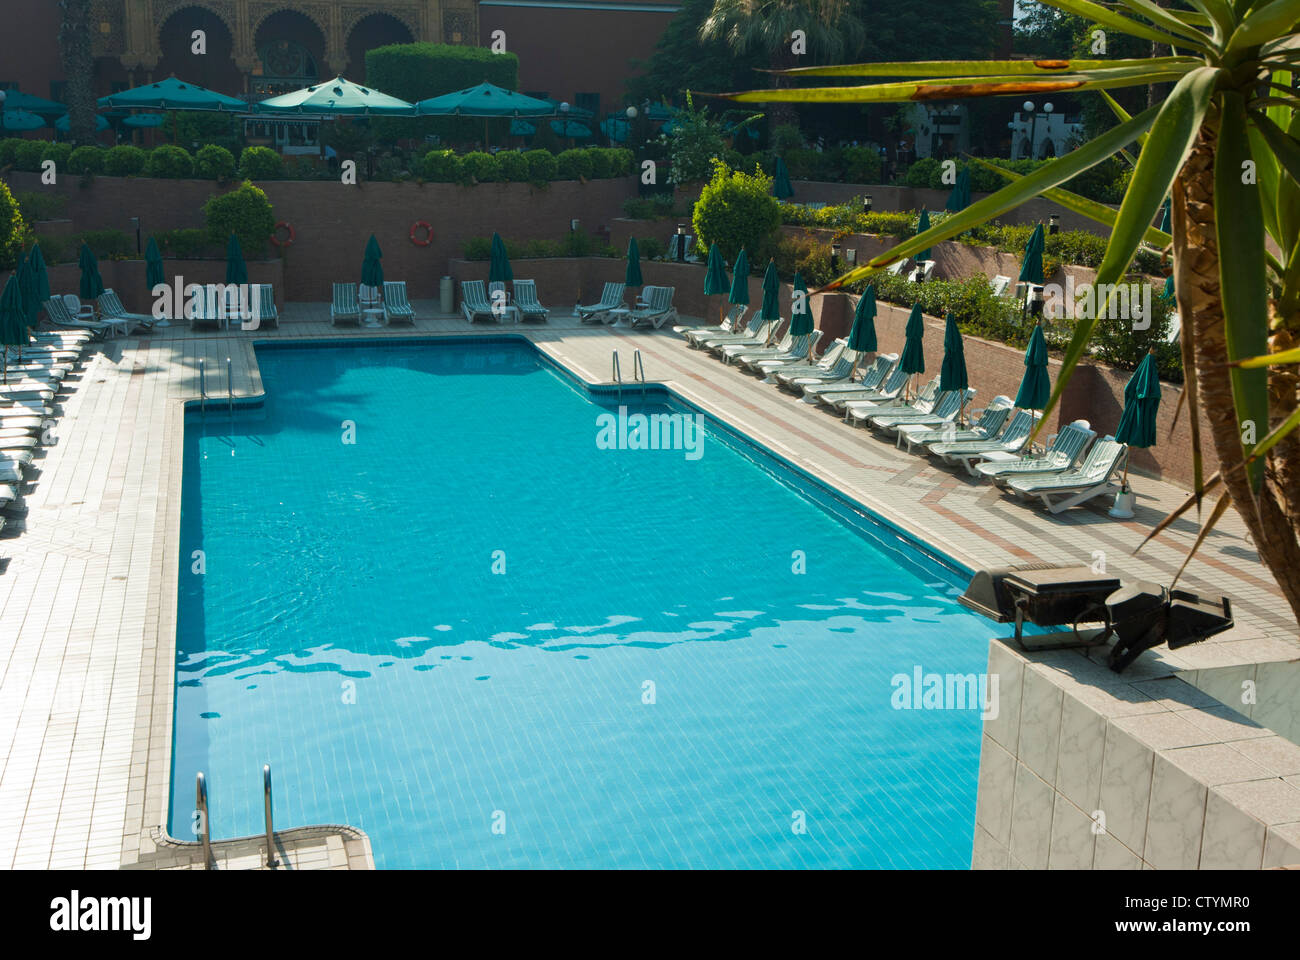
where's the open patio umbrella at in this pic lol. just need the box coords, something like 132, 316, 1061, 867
1015, 323, 1051, 448
257, 77, 412, 115
625, 238, 643, 292
78, 243, 104, 301
225, 234, 248, 286
772, 157, 795, 200
144, 237, 169, 327
729, 249, 751, 308
790, 270, 813, 358
939, 313, 969, 424
510, 119, 536, 137
0, 274, 26, 383
1113, 351, 1162, 497
3, 90, 66, 116
915, 209, 933, 262
416, 83, 553, 147
361, 233, 385, 289
704, 244, 729, 324
900, 303, 926, 398
542, 98, 594, 120
123, 114, 166, 129
98, 76, 248, 142
487, 232, 512, 286
56, 113, 109, 132
2, 109, 46, 132
601, 115, 630, 143
550, 119, 592, 139
848, 285, 878, 376
945, 167, 972, 213
759, 259, 781, 342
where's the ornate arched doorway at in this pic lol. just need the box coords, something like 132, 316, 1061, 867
246, 11, 330, 156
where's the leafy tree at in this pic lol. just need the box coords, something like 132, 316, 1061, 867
0, 177, 27, 270
692, 158, 781, 262
203, 181, 275, 255
720, 1, 1300, 625
627, 0, 767, 107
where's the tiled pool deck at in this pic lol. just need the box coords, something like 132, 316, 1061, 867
0, 304, 1296, 869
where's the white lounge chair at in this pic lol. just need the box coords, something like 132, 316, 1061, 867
382, 281, 416, 325
254, 284, 279, 328
735, 329, 823, 370
578, 282, 626, 324
97, 289, 154, 333
628, 285, 678, 329
512, 280, 550, 323
928, 409, 1041, 475
896, 396, 1014, 454
331, 283, 360, 325
908, 260, 936, 283
887, 260, 909, 277
763, 338, 850, 384
976, 421, 1097, 483
990, 275, 1013, 298
799, 354, 897, 402
677, 302, 748, 341
865, 387, 975, 433
487, 281, 521, 323
703, 314, 783, 353
44, 297, 115, 337
1006, 437, 1129, 513
837, 374, 938, 415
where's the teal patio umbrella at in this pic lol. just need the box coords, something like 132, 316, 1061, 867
1159, 275, 1175, 302
2, 109, 46, 132
1018, 223, 1046, 286
78, 243, 104, 301
759, 259, 780, 342
29, 243, 51, 307
145, 237, 169, 327
939, 313, 969, 423
3, 90, 66, 116
601, 115, 630, 143
488, 232, 511, 285
703, 244, 729, 323
550, 119, 592, 139
728, 249, 751, 308
510, 119, 536, 137
945, 167, 971, 213
225, 234, 248, 286
256, 77, 412, 116
915, 209, 933, 262
416, 82, 554, 146
98, 76, 246, 112
1015, 322, 1051, 437
1113, 352, 1162, 492
123, 114, 166, 129
772, 157, 795, 200
625, 238, 643, 291
790, 270, 813, 357
848, 285, 878, 375
899, 303, 926, 397
361, 233, 384, 288
0, 274, 26, 383
56, 113, 109, 132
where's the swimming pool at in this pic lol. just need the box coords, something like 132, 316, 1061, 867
171, 337, 997, 868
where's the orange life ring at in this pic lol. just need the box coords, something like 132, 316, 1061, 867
410, 221, 433, 246
270, 222, 295, 247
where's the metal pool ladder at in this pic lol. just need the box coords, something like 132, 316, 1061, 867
611, 350, 622, 400
192, 766, 278, 869
633, 350, 647, 400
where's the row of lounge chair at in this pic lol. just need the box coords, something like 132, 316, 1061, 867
331, 281, 417, 326
0, 326, 98, 523
678, 307, 1131, 514
459, 280, 551, 324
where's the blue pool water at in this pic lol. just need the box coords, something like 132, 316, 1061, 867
171, 337, 997, 868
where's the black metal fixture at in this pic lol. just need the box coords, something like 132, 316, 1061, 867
676, 223, 686, 262
129, 216, 142, 255
1048, 214, 1060, 235
830, 241, 841, 272
863, 194, 873, 214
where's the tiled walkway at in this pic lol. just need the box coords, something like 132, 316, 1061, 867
0, 303, 1294, 869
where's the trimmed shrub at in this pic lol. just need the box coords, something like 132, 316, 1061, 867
0, 177, 27, 270
495, 150, 529, 182
838, 146, 882, 184
40, 142, 74, 171
203, 180, 275, 255
0, 138, 25, 166
146, 144, 194, 179
104, 145, 148, 177
692, 159, 781, 263
14, 140, 46, 172
422, 149, 461, 182
154, 228, 217, 259
194, 144, 236, 180
75, 228, 135, 260
15, 190, 66, 222
556, 148, 594, 181
238, 145, 282, 180
523, 149, 557, 183
459, 151, 501, 183
68, 145, 106, 175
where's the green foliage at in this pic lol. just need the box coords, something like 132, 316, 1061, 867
556, 148, 594, 181
496, 150, 529, 182
238, 146, 282, 180
365, 42, 520, 144
662, 94, 728, 185
103, 145, 147, 177
780, 200, 915, 237
145, 144, 194, 179
67, 145, 106, 175
169, 111, 240, 152
460, 151, 501, 183
523, 149, 558, 183
1090, 302, 1182, 383
586, 147, 616, 179
202, 180, 275, 255
15, 190, 67, 222
194, 144, 236, 180
0, 178, 26, 270
74, 228, 135, 260
625, 0, 767, 108
771, 231, 836, 288
770, 124, 803, 153
319, 119, 374, 160
623, 194, 678, 220
0, 138, 25, 166
463, 232, 617, 260
13, 140, 46, 172
640, 237, 668, 261
422, 149, 462, 182
692, 159, 782, 262
40, 142, 74, 171
153, 228, 218, 259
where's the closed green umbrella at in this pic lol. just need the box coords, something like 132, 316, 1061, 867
361, 233, 384, 288
0, 274, 26, 383
704, 244, 729, 324
1158, 197, 1171, 235
728, 249, 750, 306
1015, 322, 1051, 415
225, 234, 248, 286
945, 167, 971, 213
1113, 351, 1162, 491
759, 259, 781, 342
772, 157, 794, 200
144, 237, 169, 327
78, 243, 104, 301
488, 232, 512, 285
915, 209, 933, 262
625, 238, 642, 290
1159, 275, 1175, 302
940, 313, 969, 424
790, 270, 813, 357
1018, 223, 1046, 286
848, 285, 878, 375
29, 243, 51, 306
899, 303, 926, 397
17, 251, 38, 340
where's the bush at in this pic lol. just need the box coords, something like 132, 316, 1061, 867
154, 228, 216, 259
68, 145, 106, 175
13, 140, 46, 172
238, 146, 282, 180
640, 237, 668, 261
608, 148, 634, 177
104, 145, 148, 177
459, 151, 501, 183
556, 148, 594, 181
75, 228, 135, 260
203, 180, 275, 255
0, 177, 27, 270
586, 147, 617, 179
15, 190, 66, 222
0, 138, 25, 167
194, 144, 236, 180
40, 142, 74, 171
146, 144, 194, 179
422, 149, 461, 182
692, 159, 782, 263
771, 124, 804, 154
495, 150, 529, 182
904, 156, 942, 188
623, 194, 676, 220
523, 149, 557, 183
838, 146, 882, 184
772, 232, 836, 288
1090, 295, 1182, 382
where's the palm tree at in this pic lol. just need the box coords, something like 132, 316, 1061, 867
700, 0, 865, 130
719, 1, 1300, 625
58, 0, 97, 146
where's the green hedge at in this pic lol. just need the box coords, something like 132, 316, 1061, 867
902, 156, 1131, 206
104, 145, 147, 177
203, 180, 275, 254
365, 42, 520, 143
194, 144, 236, 180
146, 144, 194, 179
462, 231, 617, 260
15, 190, 66, 222
420, 146, 630, 185
238, 146, 282, 180
68, 145, 106, 175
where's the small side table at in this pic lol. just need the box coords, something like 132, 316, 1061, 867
362, 308, 385, 328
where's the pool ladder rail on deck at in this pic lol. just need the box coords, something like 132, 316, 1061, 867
196, 357, 235, 416
193, 765, 278, 869
611, 350, 648, 401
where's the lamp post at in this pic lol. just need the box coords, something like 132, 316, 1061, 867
830, 241, 841, 272
1048, 214, 1060, 235
863, 194, 873, 214
1023, 100, 1054, 160
676, 223, 686, 263
129, 216, 141, 255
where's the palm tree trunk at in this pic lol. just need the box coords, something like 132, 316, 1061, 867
769, 47, 798, 133
59, 0, 97, 146
1175, 113, 1300, 619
